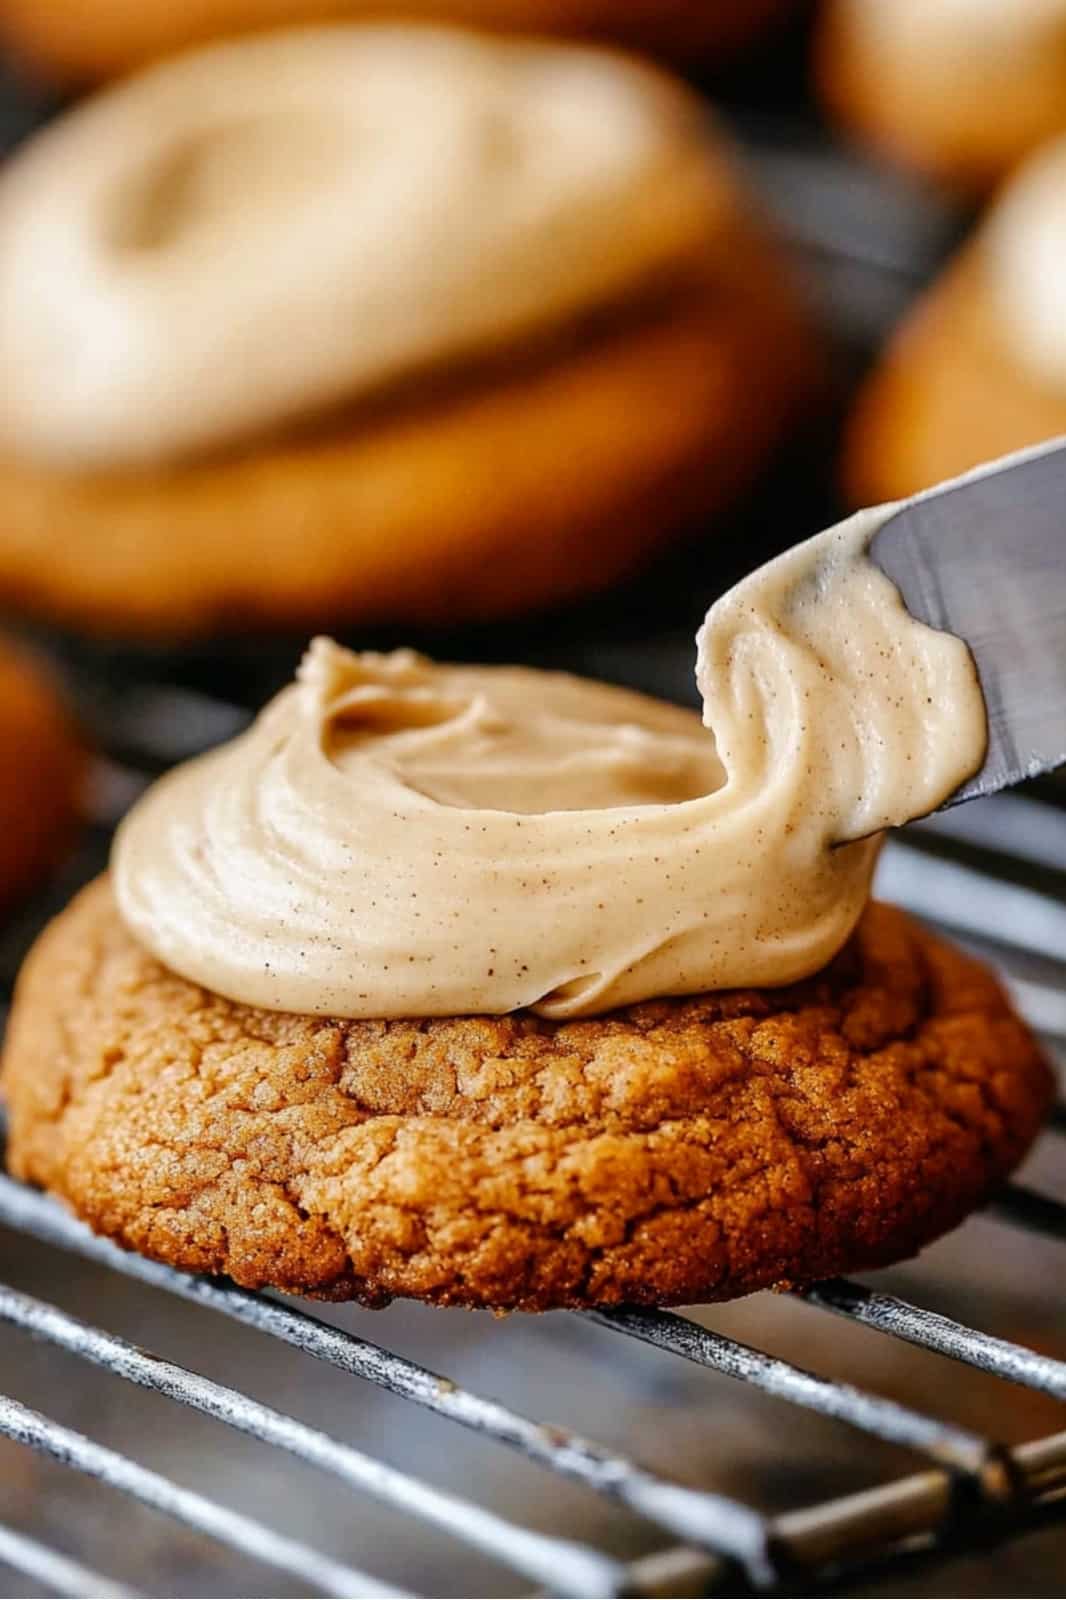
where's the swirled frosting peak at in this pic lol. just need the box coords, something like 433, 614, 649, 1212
0, 24, 721, 471
113, 507, 986, 1019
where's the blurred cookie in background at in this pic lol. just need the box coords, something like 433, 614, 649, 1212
815, 0, 1066, 195
0, 25, 820, 639
841, 134, 1066, 506
0, 0, 800, 84
0, 639, 83, 908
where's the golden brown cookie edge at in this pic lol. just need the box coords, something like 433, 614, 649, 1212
1, 877, 1052, 1311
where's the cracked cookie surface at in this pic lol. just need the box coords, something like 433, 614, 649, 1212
1, 876, 1052, 1310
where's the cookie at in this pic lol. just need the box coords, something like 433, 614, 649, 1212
0, 641, 82, 910
2, 879, 1051, 1310
0, 0, 797, 84
841, 252, 1066, 508
0, 26, 818, 639
815, 0, 1066, 194
0, 258, 816, 638
841, 124, 1066, 508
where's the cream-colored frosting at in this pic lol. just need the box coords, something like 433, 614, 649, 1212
983, 135, 1066, 391
845, 0, 1066, 63
112, 505, 986, 1020
0, 24, 721, 472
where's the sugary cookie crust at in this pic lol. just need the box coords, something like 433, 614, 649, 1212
2, 878, 1051, 1310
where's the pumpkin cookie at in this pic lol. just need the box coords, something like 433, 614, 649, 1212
0, 0, 798, 85
0, 26, 818, 639
0, 641, 82, 910
1, 880, 1051, 1309
842, 136, 1066, 506
815, 0, 1066, 195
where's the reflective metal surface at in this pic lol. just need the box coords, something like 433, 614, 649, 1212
872, 441, 1066, 807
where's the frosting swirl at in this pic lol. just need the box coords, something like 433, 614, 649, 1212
0, 25, 721, 471
984, 134, 1066, 391
113, 506, 986, 1019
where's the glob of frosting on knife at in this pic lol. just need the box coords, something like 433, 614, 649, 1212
112, 503, 986, 1020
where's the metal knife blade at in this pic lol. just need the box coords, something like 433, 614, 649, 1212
870, 438, 1066, 807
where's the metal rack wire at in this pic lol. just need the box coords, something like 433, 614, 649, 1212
0, 679, 1064, 1599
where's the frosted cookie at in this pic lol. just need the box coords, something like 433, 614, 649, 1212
0, 0, 798, 85
816, 0, 1066, 194
2, 880, 1050, 1307
4, 512, 1049, 1309
0, 25, 818, 638
843, 136, 1066, 505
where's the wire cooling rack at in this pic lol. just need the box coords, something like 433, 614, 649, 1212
0, 667, 1064, 1600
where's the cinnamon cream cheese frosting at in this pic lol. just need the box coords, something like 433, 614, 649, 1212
984, 135, 1066, 392
112, 506, 987, 1019
0, 24, 721, 472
